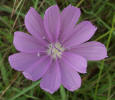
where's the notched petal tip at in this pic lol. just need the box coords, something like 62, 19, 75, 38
8, 54, 21, 71
68, 85, 81, 92
106, 55, 108, 58
26, 7, 35, 15
27, 7, 38, 15
67, 4, 81, 10
63, 77, 82, 92
97, 42, 108, 60
14, 31, 23, 37
84, 21, 97, 30
86, 21, 97, 28
23, 72, 32, 79
82, 71, 87, 74
23, 72, 35, 81
40, 84, 56, 94
8, 55, 13, 68
69, 76, 82, 92
8, 55, 15, 69
45, 5, 59, 12
30, 7, 35, 10
13, 31, 21, 46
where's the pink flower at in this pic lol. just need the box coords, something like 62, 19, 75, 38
8, 5, 107, 94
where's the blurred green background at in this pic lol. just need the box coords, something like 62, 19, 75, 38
0, 0, 115, 100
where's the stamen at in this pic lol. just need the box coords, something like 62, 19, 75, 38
47, 42, 64, 59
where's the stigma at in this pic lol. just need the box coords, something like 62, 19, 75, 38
47, 42, 64, 59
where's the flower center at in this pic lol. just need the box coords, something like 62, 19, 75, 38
47, 42, 64, 59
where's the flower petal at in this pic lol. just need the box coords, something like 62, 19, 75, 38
59, 59, 81, 91
40, 59, 61, 94
62, 52, 87, 73
71, 41, 107, 61
13, 32, 45, 53
63, 21, 97, 48
8, 53, 39, 71
25, 7, 47, 41
23, 56, 52, 81
60, 5, 81, 42
44, 5, 60, 42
